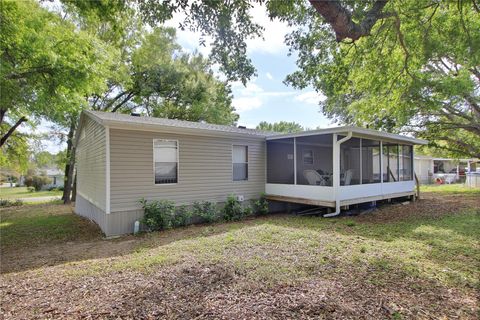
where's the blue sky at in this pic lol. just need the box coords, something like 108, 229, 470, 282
168, 5, 332, 130
37, 5, 333, 153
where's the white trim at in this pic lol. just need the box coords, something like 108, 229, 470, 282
266, 183, 334, 201
153, 139, 179, 185
105, 126, 110, 214
293, 137, 297, 185
266, 126, 427, 145
359, 138, 362, 184
380, 141, 384, 183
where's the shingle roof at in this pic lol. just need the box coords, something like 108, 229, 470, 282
85, 111, 278, 137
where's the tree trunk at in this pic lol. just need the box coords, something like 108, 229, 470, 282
62, 120, 76, 203
71, 172, 77, 202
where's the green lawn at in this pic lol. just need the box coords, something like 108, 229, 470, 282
420, 182, 480, 194
0, 204, 101, 251
1, 189, 478, 318
0, 186, 62, 199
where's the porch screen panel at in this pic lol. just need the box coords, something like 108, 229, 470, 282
296, 134, 333, 186
384, 144, 399, 182
361, 139, 381, 184
267, 138, 294, 184
339, 137, 361, 185
400, 145, 413, 181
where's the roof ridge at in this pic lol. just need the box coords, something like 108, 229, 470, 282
85, 110, 278, 137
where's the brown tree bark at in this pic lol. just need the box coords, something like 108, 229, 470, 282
62, 120, 76, 203
309, 0, 389, 41
0, 116, 28, 147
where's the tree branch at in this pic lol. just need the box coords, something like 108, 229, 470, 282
0, 116, 28, 147
309, 0, 390, 41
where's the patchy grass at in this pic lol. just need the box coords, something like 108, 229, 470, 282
0, 203, 101, 251
420, 183, 480, 195
1, 190, 479, 319
0, 186, 62, 199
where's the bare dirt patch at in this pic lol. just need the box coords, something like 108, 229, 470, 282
1, 192, 479, 319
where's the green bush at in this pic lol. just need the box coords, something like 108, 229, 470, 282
223, 195, 246, 221
252, 194, 269, 215
193, 201, 219, 223
139, 198, 176, 231
0, 199, 23, 207
24, 175, 51, 191
173, 205, 192, 228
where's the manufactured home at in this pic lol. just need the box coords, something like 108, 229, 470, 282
75, 111, 427, 236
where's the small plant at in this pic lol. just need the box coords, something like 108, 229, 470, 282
243, 205, 253, 217
139, 198, 176, 231
27, 187, 35, 193
193, 201, 219, 223
172, 205, 192, 228
223, 195, 245, 221
252, 193, 269, 215
0, 199, 23, 207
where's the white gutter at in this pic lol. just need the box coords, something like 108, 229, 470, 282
324, 131, 353, 217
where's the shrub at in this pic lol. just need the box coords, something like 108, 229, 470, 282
252, 194, 269, 215
0, 199, 23, 207
24, 175, 51, 191
139, 198, 176, 231
172, 205, 192, 228
193, 201, 219, 223
27, 187, 35, 193
223, 195, 245, 221
243, 205, 253, 217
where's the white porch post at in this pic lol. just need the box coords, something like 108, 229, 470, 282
380, 141, 384, 184
293, 137, 297, 185
324, 131, 352, 217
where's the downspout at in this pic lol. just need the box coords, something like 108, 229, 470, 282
324, 131, 353, 217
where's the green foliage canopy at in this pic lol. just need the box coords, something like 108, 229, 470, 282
256, 121, 304, 133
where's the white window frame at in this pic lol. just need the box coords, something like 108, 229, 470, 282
153, 139, 179, 185
232, 144, 248, 182
303, 149, 314, 165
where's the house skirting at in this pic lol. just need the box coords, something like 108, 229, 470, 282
75, 194, 143, 237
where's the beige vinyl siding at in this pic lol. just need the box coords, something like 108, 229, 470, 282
109, 128, 266, 212
76, 117, 107, 211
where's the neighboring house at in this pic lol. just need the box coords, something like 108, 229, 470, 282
74, 111, 427, 236
44, 168, 65, 189
414, 155, 478, 184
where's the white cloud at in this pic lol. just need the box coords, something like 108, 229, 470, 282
295, 91, 327, 105
246, 5, 292, 54
266, 72, 273, 80
164, 4, 292, 56
232, 97, 263, 112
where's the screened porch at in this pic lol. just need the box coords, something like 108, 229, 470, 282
265, 128, 422, 211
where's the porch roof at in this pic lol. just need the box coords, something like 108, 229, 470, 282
266, 126, 428, 145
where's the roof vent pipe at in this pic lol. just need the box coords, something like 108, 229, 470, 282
130, 112, 141, 117
238, 125, 246, 129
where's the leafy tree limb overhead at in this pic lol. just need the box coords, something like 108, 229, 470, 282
256, 121, 304, 133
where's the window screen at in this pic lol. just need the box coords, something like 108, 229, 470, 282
154, 140, 178, 184
233, 145, 248, 181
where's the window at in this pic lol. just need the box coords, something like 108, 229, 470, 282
303, 149, 314, 165
154, 140, 178, 184
233, 145, 248, 181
